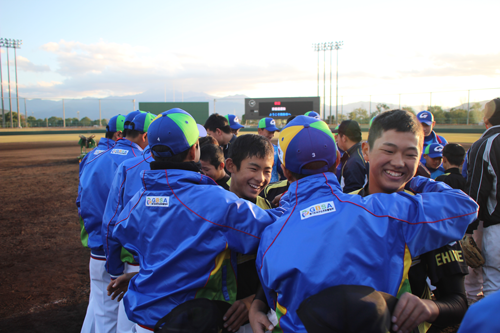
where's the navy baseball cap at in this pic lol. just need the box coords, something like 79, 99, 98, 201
124, 110, 146, 130
148, 108, 199, 158
297, 285, 398, 333
417, 111, 434, 126
304, 111, 321, 119
258, 117, 279, 132
225, 114, 244, 130
130, 112, 156, 132
278, 115, 337, 175
107, 114, 125, 132
424, 143, 444, 158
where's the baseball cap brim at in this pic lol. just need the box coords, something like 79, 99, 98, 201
197, 124, 208, 137
265, 124, 279, 132
419, 120, 433, 126
426, 152, 442, 158
230, 123, 244, 130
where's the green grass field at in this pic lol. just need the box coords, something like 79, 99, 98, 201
0, 131, 482, 144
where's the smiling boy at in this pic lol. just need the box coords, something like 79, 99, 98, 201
251, 115, 477, 333
357, 110, 469, 333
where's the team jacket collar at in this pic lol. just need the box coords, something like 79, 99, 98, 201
142, 168, 217, 191
444, 167, 461, 175
424, 130, 438, 143
480, 124, 500, 139
341, 142, 362, 162
114, 138, 143, 152
98, 137, 115, 149
282, 172, 342, 204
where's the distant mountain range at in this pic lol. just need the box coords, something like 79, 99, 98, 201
0, 90, 488, 121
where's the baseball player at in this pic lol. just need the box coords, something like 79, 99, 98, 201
422, 143, 445, 179
101, 112, 156, 333
416, 110, 447, 164
257, 117, 282, 183
251, 115, 478, 333
79, 110, 148, 333
204, 113, 234, 158
225, 114, 245, 135
77, 115, 125, 251
353, 110, 468, 333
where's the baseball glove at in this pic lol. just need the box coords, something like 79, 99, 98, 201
460, 235, 485, 268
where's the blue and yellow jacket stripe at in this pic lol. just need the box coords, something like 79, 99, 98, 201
112, 168, 285, 329
257, 173, 478, 333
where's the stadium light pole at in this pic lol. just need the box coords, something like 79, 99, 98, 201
323, 42, 328, 120
312, 43, 320, 98
334, 41, 343, 125
13, 40, 22, 128
1, 38, 22, 128
0, 39, 4, 128
328, 42, 334, 125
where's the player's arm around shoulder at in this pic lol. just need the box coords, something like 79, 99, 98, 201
210, 190, 282, 255
388, 176, 478, 256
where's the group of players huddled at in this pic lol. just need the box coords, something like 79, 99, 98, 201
77, 99, 500, 333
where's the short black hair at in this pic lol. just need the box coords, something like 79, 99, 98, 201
125, 129, 144, 139
289, 162, 336, 180
105, 131, 116, 139
442, 143, 465, 166
204, 114, 231, 134
228, 134, 274, 170
200, 144, 225, 169
199, 135, 219, 147
367, 110, 423, 150
151, 145, 191, 163
287, 116, 296, 124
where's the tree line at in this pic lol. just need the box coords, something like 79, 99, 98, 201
2, 112, 108, 128
347, 103, 484, 125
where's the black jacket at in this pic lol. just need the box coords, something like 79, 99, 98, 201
435, 168, 466, 192
466, 125, 500, 231
337, 142, 368, 194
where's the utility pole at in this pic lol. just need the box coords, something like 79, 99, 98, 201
334, 41, 343, 125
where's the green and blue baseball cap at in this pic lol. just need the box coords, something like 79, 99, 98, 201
124, 110, 146, 130
131, 112, 156, 133
225, 114, 244, 130
417, 111, 434, 126
258, 117, 279, 132
304, 111, 321, 119
148, 108, 199, 157
278, 115, 337, 175
107, 114, 126, 132
424, 143, 444, 158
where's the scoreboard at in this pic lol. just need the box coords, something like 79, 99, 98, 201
244, 97, 321, 120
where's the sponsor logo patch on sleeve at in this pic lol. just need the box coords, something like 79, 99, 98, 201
111, 149, 129, 155
146, 196, 169, 207
300, 201, 335, 220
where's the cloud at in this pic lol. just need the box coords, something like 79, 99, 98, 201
398, 53, 500, 78
16, 56, 51, 72
24, 39, 313, 98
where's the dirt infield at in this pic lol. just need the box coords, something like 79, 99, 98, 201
0, 141, 89, 332
0, 140, 473, 332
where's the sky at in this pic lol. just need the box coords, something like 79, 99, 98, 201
1, 0, 499, 111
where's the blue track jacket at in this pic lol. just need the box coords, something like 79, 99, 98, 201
77, 137, 115, 215
102, 150, 153, 277
112, 168, 285, 328
256, 173, 478, 333
79, 138, 143, 256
